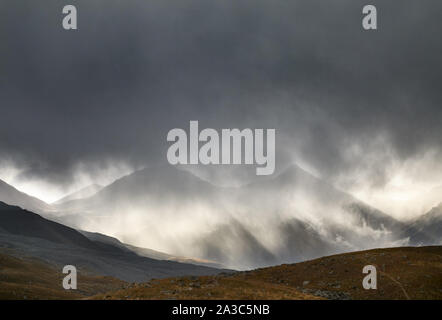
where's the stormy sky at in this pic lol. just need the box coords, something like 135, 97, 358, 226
1, 0, 441, 217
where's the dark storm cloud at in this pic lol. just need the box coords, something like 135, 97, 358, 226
0, 0, 441, 186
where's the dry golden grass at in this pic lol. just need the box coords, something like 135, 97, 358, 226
93, 246, 442, 300
237, 246, 442, 300
1, 246, 441, 300
0, 249, 125, 300
92, 276, 320, 300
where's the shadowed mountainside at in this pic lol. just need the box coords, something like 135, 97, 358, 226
0, 202, 226, 282
80, 230, 225, 269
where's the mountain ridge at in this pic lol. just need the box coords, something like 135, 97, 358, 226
53, 184, 103, 205
0, 179, 53, 214
0, 201, 226, 282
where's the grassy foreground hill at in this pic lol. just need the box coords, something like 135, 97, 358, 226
93, 246, 442, 300
0, 249, 125, 299
1, 246, 441, 299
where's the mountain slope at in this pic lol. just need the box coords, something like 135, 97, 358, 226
0, 249, 125, 300
402, 203, 442, 245
2, 245, 440, 300
80, 230, 224, 269
0, 202, 99, 249
53, 184, 102, 205
0, 202, 225, 282
54, 165, 218, 214
0, 179, 52, 214
93, 246, 442, 300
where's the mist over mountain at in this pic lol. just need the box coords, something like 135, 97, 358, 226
1, 160, 440, 270
56, 165, 219, 213
194, 166, 409, 269
80, 230, 224, 269
401, 203, 442, 245
50, 164, 412, 269
53, 184, 102, 205
0, 201, 225, 281
0, 179, 53, 214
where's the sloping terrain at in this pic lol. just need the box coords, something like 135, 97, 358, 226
93, 246, 442, 300
1, 244, 440, 300
0, 248, 316, 300
0, 249, 125, 299
402, 203, 442, 245
80, 230, 225, 269
54, 165, 219, 214
0, 202, 100, 249
53, 184, 102, 205
0, 179, 53, 214
0, 202, 225, 282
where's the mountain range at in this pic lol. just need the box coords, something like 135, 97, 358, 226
0, 163, 440, 270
